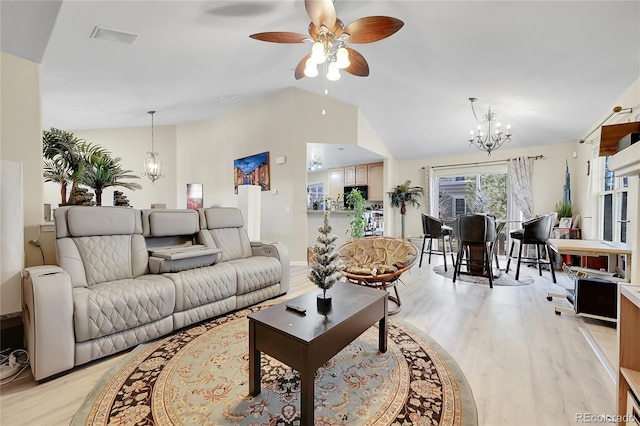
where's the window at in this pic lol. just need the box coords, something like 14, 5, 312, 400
600, 156, 628, 243
307, 182, 324, 209
436, 170, 508, 254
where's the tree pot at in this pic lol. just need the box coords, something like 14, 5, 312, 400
317, 294, 332, 314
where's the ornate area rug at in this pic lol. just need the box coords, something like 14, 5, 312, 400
72, 304, 477, 426
433, 265, 534, 286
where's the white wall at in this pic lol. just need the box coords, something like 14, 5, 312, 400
174, 88, 371, 263
356, 109, 397, 235
43, 125, 178, 209
574, 79, 640, 282
0, 53, 43, 314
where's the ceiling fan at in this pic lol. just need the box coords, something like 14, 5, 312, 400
249, 0, 404, 81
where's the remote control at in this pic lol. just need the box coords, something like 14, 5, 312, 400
286, 303, 306, 314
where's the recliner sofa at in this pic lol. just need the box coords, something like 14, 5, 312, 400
22, 206, 289, 381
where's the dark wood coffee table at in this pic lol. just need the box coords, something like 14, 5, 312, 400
248, 282, 388, 425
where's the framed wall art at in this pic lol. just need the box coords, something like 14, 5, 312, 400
233, 151, 270, 194
558, 217, 573, 229
187, 183, 203, 209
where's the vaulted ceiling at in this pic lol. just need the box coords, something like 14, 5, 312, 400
2, 0, 639, 162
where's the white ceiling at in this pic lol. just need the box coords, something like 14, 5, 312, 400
2, 0, 639, 167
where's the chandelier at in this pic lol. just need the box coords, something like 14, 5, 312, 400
142, 110, 164, 183
303, 28, 350, 81
467, 97, 512, 156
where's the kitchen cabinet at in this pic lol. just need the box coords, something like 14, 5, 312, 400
328, 168, 345, 202
344, 166, 356, 186
367, 162, 384, 201
356, 165, 368, 185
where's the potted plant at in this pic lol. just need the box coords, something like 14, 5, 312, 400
555, 199, 572, 222
308, 210, 344, 313
388, 180, 424, 239
345, 188, 366, 239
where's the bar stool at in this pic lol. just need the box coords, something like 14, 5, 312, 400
419, 214, 455, 271
505, 213, 557, 283
453, 214, 496, 288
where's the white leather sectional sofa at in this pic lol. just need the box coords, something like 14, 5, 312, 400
22, 206, 289, 381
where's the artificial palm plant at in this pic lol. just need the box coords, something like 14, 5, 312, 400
43, 128, 86, 205
388, 180, 424, 239
43, 127, 141, 205
82, 151, 142, 206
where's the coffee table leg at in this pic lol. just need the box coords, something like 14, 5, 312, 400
249, 320, 261, 396
300, 368, 314, 425
379, 298, 388, 353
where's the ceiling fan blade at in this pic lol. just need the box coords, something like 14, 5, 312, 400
305, 0, 336, 30
249, 32, 309, 43
295, 54, 312, 80
344, 48, 369, 77
343, 16, 404, 43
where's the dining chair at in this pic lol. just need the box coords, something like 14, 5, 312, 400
419, 214, 455, 271
452, 214, 497, 288
505, 213, 557, 283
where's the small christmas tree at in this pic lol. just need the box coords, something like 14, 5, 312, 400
308, 210, 344, 300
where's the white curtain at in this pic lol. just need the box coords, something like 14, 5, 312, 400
422, 165, 432, 215
507, 157, 534, 219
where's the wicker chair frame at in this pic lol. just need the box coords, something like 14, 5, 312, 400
337, 236, 418, 314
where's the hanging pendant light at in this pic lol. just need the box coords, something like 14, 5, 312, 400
142, 110, 164, 183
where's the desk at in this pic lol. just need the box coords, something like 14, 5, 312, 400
547, 239, 632, 283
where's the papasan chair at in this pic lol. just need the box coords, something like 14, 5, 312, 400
337, 236, 418, 314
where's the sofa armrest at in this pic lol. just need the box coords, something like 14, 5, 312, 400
251, 241, 290, 294
22, 266, 75, 381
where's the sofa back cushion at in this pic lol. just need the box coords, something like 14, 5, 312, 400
197, 207, 252, 261
141, 209, 200, 237
54, 206, 148, 287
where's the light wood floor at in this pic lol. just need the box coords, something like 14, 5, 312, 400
0, 261, 617, 426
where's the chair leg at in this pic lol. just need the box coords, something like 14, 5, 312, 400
448, 236, 456, 268
419, 236, 427, 267
545, 244, 557, 283
441, 236, 448, 272
515, 242, 524, 281
506, 241, 516, 272
485, 244, 493, 288
453, 246, 463, 283
536, 244, 543, 276
427, 238, 433, 264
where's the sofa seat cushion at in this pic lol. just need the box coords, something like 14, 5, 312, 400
73, 275, 175, 343
227, 256, 281, 295
167, 262, 237, 313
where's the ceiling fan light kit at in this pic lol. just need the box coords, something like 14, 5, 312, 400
250, 0, 403, 82
467, 97, 512, 156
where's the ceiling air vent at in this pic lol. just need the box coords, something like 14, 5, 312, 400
90, 26, 138, 45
